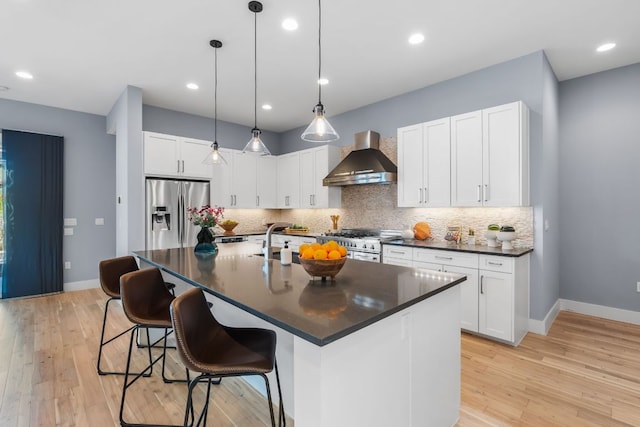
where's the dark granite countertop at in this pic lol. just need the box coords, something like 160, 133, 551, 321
212, 230, 323, 238
384, 239, 533, 257
134, 243, 465, 346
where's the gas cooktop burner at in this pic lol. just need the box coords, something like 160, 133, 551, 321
325, 231, 377, 239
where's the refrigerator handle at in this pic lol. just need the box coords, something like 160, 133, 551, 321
177, 183, 183, 245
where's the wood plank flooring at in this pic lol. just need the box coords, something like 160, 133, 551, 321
0, 288, 639, 426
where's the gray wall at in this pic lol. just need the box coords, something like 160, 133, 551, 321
0, 98, 116, 284
559, 63, 640, 311
143, 105, 283, 155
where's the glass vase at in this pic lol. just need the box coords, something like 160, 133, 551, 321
194, 226, 218, 256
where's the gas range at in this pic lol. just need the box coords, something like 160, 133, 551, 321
317, 228, 401, 262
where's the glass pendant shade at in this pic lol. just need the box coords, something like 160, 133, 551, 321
243, 128, 271, 156
301, 103, 339, 142
202, 141, 227, 165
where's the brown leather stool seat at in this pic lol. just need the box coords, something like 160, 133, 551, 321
97, 256, 175, 376
171, 287, 285, 427
118, 267, 186, 427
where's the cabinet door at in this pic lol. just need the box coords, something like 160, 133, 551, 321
451, 111, 483, 207
445, 266, 479, 332
482, 101, 527, 206
277, 153, 300, 208
397, 124, 423, 207
231, 152, 257, 208
479, 270, 513, 341
311, 146, 341, 208
256, 156, 277, 208
299, 150, 315, 208
424, 118, 451, 207
210, 148, 234, 207
181, 138, 214, 179
144, 132, 180, 177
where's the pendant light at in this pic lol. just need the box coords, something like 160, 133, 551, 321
242, 1, 271, 156
301, 0, 339, 143
203, 39, 228, 165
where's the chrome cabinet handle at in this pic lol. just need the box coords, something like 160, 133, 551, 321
484, 184, 488, 202
310, 194, 313, 206
435, 255, 453, 260
390, 250, 407, 255
256, 195, 260, 207
182, 160, 185, 173
419, 188, 423, 203
487, 261, 503, 266
230, 195, 234, 206
177, 160, 181, 174
477, 184, 481, 202
424, 187, 428, 204
480, 276, 484, 294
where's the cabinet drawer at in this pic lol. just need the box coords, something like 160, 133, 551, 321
479, 255, 513, 273
413, 249, 478, 269
383, 245, 413, 261
383, 257, 413, 267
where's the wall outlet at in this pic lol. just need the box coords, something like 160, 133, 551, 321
64, 261, 71, 270
637, 282, 640, 293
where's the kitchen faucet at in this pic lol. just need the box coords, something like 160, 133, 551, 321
264, 222, 291, 262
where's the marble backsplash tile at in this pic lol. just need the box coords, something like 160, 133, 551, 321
220, 136, 534, 248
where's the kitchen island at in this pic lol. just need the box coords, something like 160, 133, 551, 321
135, 243, 466, 427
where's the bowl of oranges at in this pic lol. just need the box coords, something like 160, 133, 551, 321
298, 240, 348, 280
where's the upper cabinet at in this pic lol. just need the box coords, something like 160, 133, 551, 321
143, 132, 212, 180
211, 149, 277, 209
451, 101, 529, 207
277, 152, 301, 209
398, 101, 530, 209
397, 118, 451, 207
299, 146, 341, 209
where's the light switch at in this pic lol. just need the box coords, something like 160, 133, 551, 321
64, 227, 74, 236
64, 218, 77, 227
64, 261, 71, 270
95, 218, 105, 226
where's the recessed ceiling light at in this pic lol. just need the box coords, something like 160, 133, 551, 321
318, 78, 329, 85
0, 85, 9, 92
596, 42, 616, 52
408, 33, 425, 45
282, 18, 298, 31
186, 82, 199, 90
16, 70, 33, 79
262, 104, 272, 110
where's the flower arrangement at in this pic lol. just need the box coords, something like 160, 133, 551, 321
187, 205, 224, 228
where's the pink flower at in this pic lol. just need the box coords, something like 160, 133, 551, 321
187, 205, 224, 228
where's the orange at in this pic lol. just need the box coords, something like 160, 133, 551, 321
299, 243, 310, 254
322, 242, 332, 251
310, 242, 322, 251
313, 249, 328, 260
325, 240, 339, 250
328, 250, 341, 260
301, 248, 315, 259
337, 246, 347, 257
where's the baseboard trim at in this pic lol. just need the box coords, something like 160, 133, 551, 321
64, 279, 100, 292
559, 299, 640, 326
528, 299, 561, 336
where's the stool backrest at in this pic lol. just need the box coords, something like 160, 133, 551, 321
170, 287, 223, 372
99, 256, 139, 297
119, 267, 175, 326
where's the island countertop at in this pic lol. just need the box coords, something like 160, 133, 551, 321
134, 243, 466, 346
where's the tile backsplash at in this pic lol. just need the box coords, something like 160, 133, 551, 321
221, 136, 534, 248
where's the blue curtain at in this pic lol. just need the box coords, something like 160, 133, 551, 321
1, 130, 64, 298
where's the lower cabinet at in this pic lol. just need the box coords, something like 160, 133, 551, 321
382, 245, 530, 346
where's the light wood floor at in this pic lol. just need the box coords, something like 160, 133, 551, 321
0, 288, 639, 426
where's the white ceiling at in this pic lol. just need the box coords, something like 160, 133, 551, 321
1, 0, 639, 133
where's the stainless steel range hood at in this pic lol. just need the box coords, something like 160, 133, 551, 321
323, 130, 397, 186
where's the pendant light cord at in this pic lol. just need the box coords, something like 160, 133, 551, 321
214, 45, 218, 143
318, 0, 322, 105
254, 8, 258, 130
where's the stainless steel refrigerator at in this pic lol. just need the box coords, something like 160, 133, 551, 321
146, 178, 210, 250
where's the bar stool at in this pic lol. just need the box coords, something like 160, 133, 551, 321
97, 256, 175, 376
118, 267, 186, 427
170, 287, 285, 427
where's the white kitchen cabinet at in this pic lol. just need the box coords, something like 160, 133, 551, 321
300, 146, 341, 209
211, 149, 277, 208
451, 101, 529, 207
413, 249, 480, 332
382, 244, 530, 345
478, 254, 529, 345
277, 152, 301, 208
144, 132, 212, 179
397, 118, 450, 207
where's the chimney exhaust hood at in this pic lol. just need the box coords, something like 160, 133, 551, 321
323, 130, 397, 186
